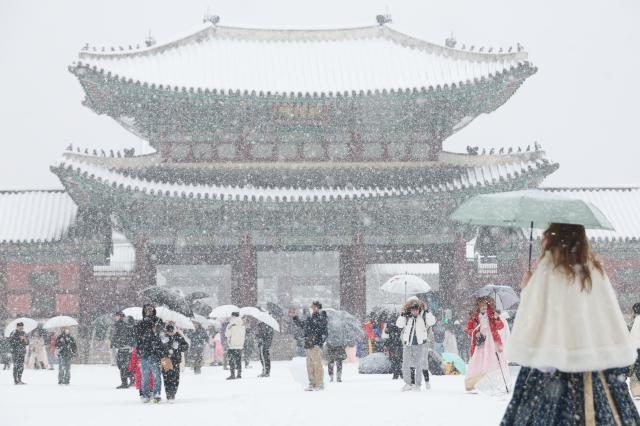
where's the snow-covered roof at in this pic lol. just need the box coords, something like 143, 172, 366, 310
53, 155, 551, 203
0, 190, 78, 243
541, 188, 640, 242
76, 24, 529, 94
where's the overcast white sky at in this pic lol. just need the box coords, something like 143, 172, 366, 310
1, 0, 639, 189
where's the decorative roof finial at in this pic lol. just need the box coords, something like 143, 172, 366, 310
445, 32, 457, 48
145, 31, 156, 48
376, 13, 392, 26
203, 13, 220, 25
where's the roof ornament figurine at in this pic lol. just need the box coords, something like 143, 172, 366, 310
445, 32, 457, 48
203, 13, 220, 26
145, 31, 156, 47
376, 13, 392, 26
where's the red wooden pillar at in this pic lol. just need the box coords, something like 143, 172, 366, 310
339, 232, 366, 319
0, 260, 7, 320
231, 233, 257, 307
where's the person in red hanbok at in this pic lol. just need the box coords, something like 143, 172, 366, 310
464, 296, 509, 391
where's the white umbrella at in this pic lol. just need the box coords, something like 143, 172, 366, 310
239, 307, 280, 332
209, 304, 240, 319
192, 313, 214, 327
381, 274, 431, 300
123, 307, 142, 320
156, 307, 195, 330
43, 316, 78, 329
4, 317, 38, 337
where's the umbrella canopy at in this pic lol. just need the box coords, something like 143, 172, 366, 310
450, 189, 615, 270
370, 304, 402, 322
381, 274, 431, 299
450, 189, 615, 230
442, 352, 467, 374
186, 291, 210, 303
209, 304, 240, 319
324, 308, 365, 347
239, 307, 280, 332
155, 307, 195, 330
139, 286, 193, 317
43, 316, 79, 329
4, 317, 38, 337
264, 302, 284, 319
122, 307, 142, 320
474, 285, 520, 311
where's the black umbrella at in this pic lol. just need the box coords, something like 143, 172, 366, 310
325, 309, 365, 347
139, 286, 193, 317
265, 302, 284, 319
186, 291, 210, 303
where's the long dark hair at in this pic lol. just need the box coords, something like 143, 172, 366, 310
541, 223, 603, 292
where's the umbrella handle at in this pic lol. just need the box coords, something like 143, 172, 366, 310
528, 221, 534, 272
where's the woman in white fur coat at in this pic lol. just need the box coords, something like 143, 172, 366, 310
501, 223, 639, 425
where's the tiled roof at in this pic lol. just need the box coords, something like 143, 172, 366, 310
541, 188, 640, 242
52, 154, 553, 203
0, 190, 78, 243
75, 24, 530, 94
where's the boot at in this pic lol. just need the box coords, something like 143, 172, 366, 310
337, 374, 342, 383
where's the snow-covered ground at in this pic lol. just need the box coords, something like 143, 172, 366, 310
1, 361, 513, 426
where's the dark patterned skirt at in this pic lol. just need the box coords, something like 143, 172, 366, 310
501, 367, 640, 425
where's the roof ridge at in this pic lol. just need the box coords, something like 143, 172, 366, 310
0, 189, 67, 194
78, 22, 528, 63
541, 186, 640, 191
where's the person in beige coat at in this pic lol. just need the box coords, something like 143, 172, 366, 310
27, 330, 49, 370
225, 312, 246, 380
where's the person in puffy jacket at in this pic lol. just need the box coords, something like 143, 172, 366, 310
225, 312, 246, 380
396, 298, 436, 391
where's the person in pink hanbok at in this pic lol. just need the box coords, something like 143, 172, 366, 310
464, 296, 509, 391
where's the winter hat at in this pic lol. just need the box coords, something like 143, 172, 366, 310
16, 322, 23, 327
115, 311, 124, 317
231, 311, 240, 317
311, 301, 323, 310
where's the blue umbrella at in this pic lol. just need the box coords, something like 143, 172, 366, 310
442, 352, 466, 374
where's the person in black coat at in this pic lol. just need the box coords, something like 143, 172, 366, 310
290, 301, 328, 391
135, 304, 165, 402
256, 320, 274, 377
161, 324, 189, 402
111, 311, 135, 388
383, 318, 404, 380
9, 322, 29, 385
55, 328, 77, 385
187, 323, 208, 375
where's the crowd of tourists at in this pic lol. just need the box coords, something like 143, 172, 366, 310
3, 223, 640, 422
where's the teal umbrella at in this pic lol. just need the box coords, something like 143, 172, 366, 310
442, 352, 466, 374
450, 190, 615, 270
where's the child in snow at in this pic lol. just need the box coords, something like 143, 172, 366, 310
501, 223, 640, 425
464, 296, 509, 391
160, 325, 189, 402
